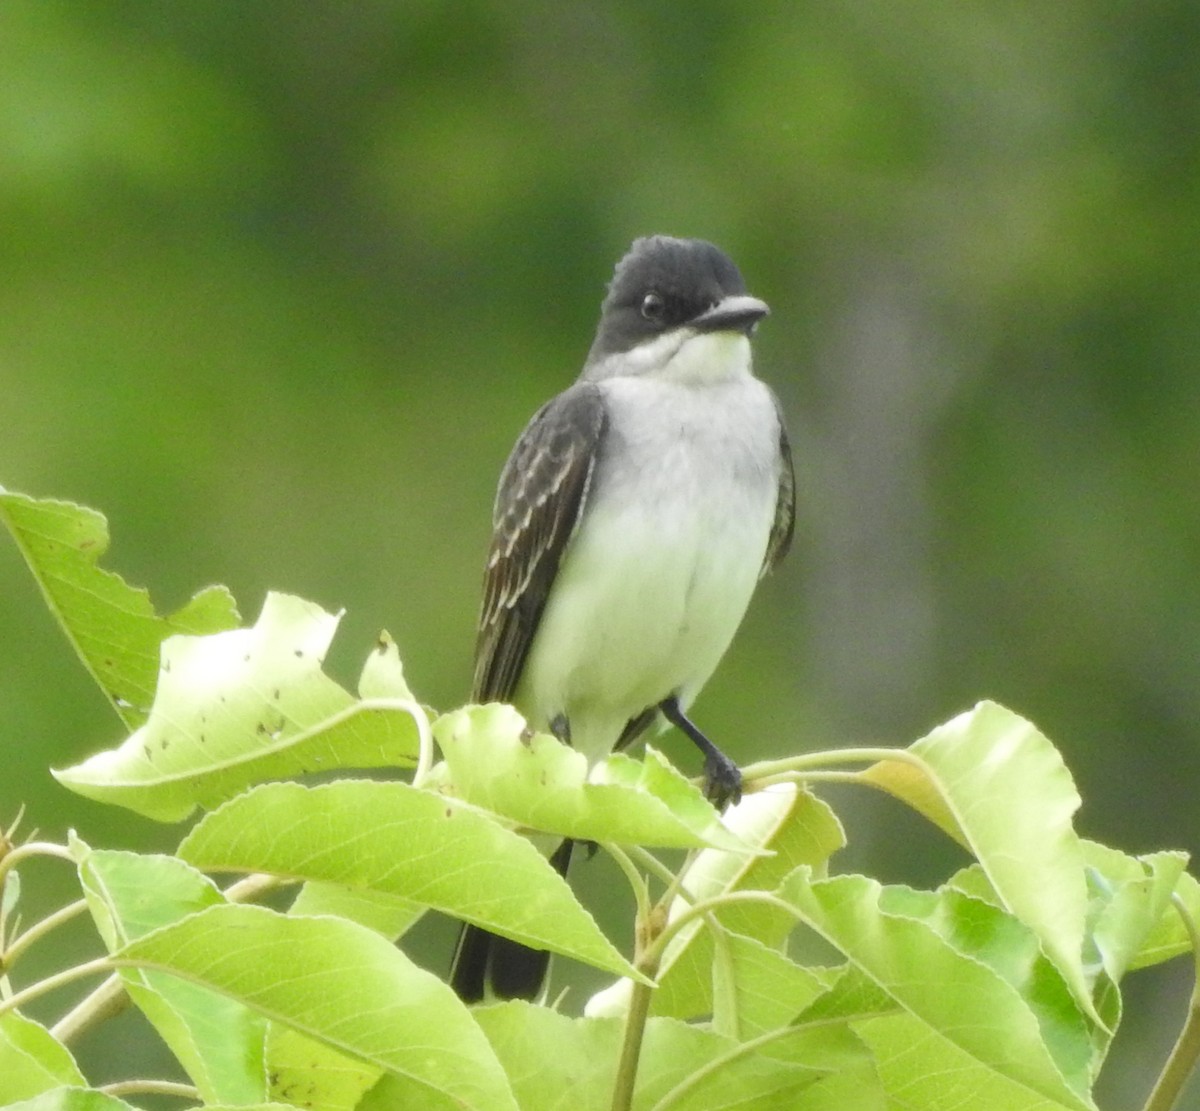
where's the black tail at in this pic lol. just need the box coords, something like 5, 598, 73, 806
450, 838, 575, 1002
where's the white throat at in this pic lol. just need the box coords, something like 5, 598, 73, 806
587, 330, 754, 387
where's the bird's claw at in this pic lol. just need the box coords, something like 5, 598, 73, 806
703, 753, 743, 809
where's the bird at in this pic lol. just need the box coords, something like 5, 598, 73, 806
449, 234, 795, 1003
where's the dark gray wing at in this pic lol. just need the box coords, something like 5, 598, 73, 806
762, 393, 795, 574
473, 382, 607, 703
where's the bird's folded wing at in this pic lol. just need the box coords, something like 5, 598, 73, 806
473, 382, 608, 703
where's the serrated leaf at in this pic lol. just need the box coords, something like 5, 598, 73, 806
3, 1093, 292, 1111
265, 1025, 382, 1111
718, 933, 835, 1039
778, 870, 1096, 1109
70, 837, 267, 1105
791, 1060, 887, 1111
0, 489, 240, 730
115, 903, 519, 1111
1, 1092, 137, 1111
433, 704, 747, 850
179, 780, 638, 978
446, 1003, 833, 1111
1131, 864, 1200, 971
1080, 842, 1194, 975
587, 784, 843, 1022
357, 630, 414, 701
860, 701, 1099, 1025
53, 593, 424, 820
857, 1012, 1086, 1110
288, 881, 423, 940
0, 1014, 85, 1104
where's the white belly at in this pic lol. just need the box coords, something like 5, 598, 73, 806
514, 369, 781, 763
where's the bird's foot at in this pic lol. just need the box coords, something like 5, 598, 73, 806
703, 750, 743, 809
659, 694, 743, 810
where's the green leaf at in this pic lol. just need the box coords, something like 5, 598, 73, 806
70, 838, 268, 1105
265, 1025, 383, 1111
1, 1092, 137, 1111
717, 933, 835, 1039
857, 1012, 1088, 1110
0, 489, 239, 730
288, 881, 423, 940
587, 784, 843, 1022
860, 701, 1099, 1025
1131, 865, 1200, 970
3, 1093, 292, 1111
1080, 842, 1195, 974
778, 870, 1096, 1109
53, 593, 425, 820
450, 1003, 833, 1111
0, 1014, 85, 1104
179, 780, 638, 978
115, 903, 519, 1111
433, 703, 747, 850
356, 629, 415, 701
791, 1061, 887, 1111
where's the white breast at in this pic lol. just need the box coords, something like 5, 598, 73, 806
515, 337, 782, 764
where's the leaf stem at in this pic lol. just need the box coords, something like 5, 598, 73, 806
741, 746, 930, 782
100, 1079, 200, 1100
649, 1014, 853, 1111
610, 903, 665, 1111
0, 841, 74, 886
706, 913, 738, 1039
52, 972, 129, 1043
223, 872, 287, 903
604, 843, 652, 924
0, 956, 112, 1020
3, 898, 88, 968
626, 845, 683, 894
646, 890, 799, 967
1143, 893, 1200, 1111
50, 867, 288, 1045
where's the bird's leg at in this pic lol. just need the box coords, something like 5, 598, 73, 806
659, 695, 742, 808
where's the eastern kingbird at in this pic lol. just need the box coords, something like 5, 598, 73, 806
450, 235, 795, 1002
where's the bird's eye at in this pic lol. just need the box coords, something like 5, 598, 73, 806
640, 292, 666, 322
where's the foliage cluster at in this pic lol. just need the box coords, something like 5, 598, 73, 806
1, 489, 1197, 1110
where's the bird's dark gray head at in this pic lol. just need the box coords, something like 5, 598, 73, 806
585, 236, 768, 366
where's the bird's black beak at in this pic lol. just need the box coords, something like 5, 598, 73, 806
692, 294, 770, 336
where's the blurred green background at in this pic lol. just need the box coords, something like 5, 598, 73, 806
2, 1, 1197, 1104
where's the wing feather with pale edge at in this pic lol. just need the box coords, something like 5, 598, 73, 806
473, 382, 607, 703
762, 391, 796, 575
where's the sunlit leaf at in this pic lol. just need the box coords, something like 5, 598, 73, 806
779, 869, 1095, 1109
433, 703, 747, 850
860, 701, 1099, 1024
0, 489, 239, 730
470, 1003, 831, 1111
2, 1092, 292, 1111
718, 933, 835, 1039
1079, 843, 1199, 973
70, 837, 267, 1105
53, 593, 424, 820
0, 1014, 85, 1104
587, 784, 843, 1022
115, 904, 519, 1111
1, 1092, 137, 1111
356, 630, 415, 701
288, 881, 423, 941
858, 1012, 1089, 1110
179, 780, 637, 978
265, 1025, 382, 1111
